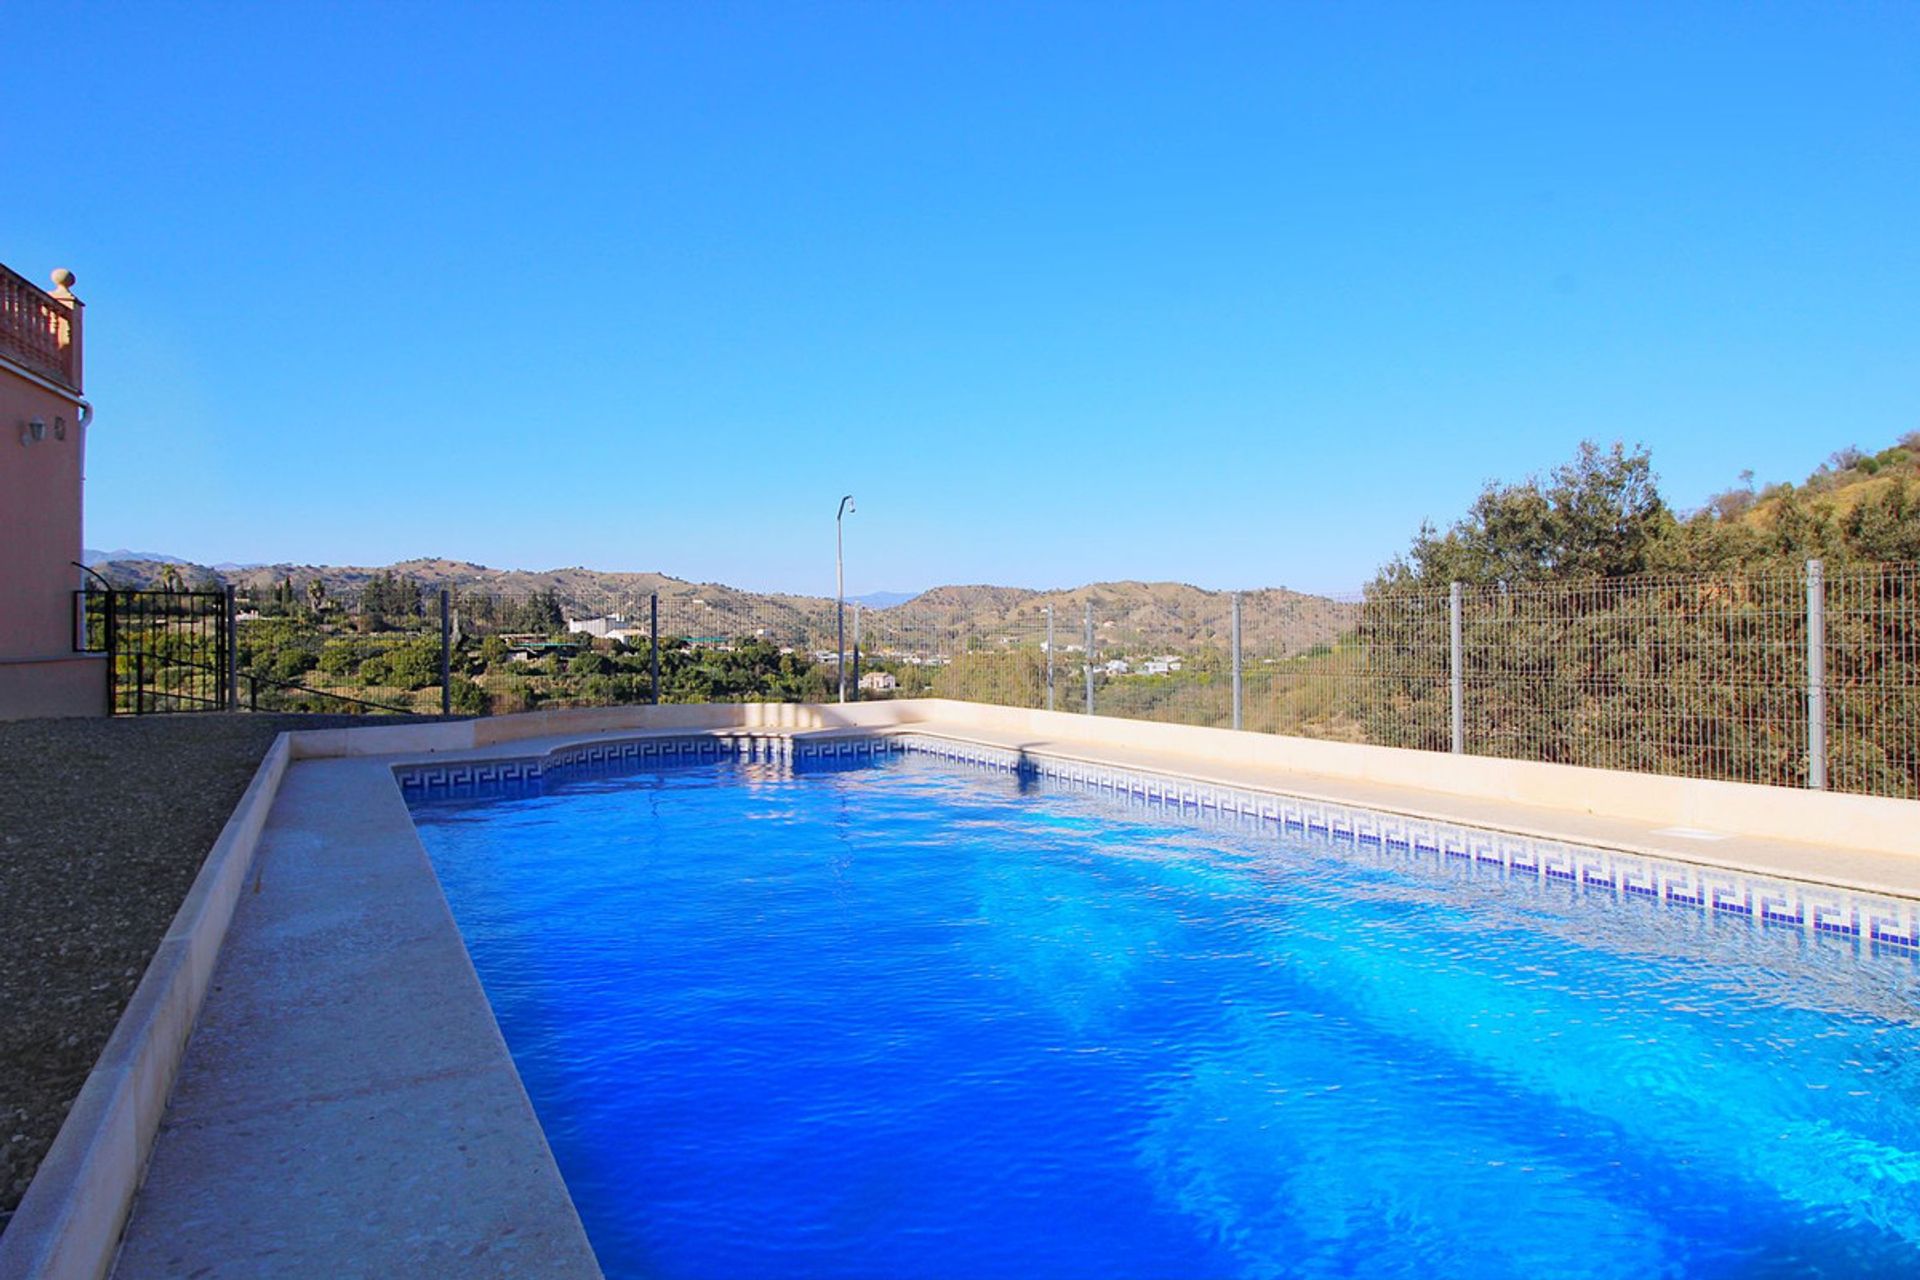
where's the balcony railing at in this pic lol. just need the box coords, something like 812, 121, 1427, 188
0, 263, 80, 392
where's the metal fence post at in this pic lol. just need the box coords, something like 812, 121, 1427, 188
649, 593, 660, 705
104, 589, 118, 715
1807, 559, 1826, 790
439, 589, 452, 716
1084, 603, 1095, 715
1231, 592, 1243, 731
1449, 581, 1464, 755
1046, 604, 1055, 713
224, 585, 239, 711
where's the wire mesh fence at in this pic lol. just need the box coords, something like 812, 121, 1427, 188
1824, 563, 1920, 797
1451, 572, 1810, 784
234, 583, 444, 714
861, 603, 1063, 711
102, 560, 1920, 799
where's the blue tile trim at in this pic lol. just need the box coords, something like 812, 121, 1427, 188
885, 733, 1920, 957
394, 729, 1920, 957
393, 732, 908, 799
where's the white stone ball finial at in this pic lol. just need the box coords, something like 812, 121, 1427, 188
50, 269, 76, 298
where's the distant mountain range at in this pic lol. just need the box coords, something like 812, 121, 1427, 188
849, 590, 918, 609
84, 549, 263, 572
84, 548, 197, 567
78, 555, 1354, 654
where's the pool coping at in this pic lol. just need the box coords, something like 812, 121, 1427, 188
887, 731, 1920, 946
279, 698, 1920, 861
9, 701, 1918, 1279
107, 755, 601, 1278
392, 724, 1920, 949
382, 719, 1920, 908
890, 727, 1920, 908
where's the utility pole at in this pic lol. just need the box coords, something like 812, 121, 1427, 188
836, 494, 856, 702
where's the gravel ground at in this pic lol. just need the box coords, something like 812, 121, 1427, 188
0, 713, 446, 1231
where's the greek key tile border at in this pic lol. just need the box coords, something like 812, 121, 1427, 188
888, 733, 1920, 955
394, 729, 1919, 955
394, 732, 909, 800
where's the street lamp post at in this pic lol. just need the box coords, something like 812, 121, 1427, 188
837, 494, 856, 702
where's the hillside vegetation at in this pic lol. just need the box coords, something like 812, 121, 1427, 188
1359, 434, 1920, 796
1384, 434, 1920, 588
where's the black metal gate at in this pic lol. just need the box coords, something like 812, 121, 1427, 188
75, 589, 232, 714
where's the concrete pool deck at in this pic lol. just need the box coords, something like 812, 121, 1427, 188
8, 699, 1917, 1278
893, 725, 1920, 902
107, 757, 600, 1279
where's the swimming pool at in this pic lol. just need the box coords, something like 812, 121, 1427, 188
406, 738, 1920, 1279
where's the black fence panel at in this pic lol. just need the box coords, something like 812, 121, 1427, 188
75, 589, 230, 714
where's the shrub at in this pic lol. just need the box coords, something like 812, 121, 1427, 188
385, 641, 442, 691
317, 640, 359, 677
447, 676, 489, 715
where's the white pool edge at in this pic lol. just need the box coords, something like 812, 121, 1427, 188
287, 699, 1920, 861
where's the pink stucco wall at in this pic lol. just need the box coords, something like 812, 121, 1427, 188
1, 272, 105, 718
0, 654, 107, 717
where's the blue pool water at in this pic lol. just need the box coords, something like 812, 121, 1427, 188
408, 753, 1920, 1279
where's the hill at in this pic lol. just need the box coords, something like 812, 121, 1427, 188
1661, 434, 1920, 570
83, 547, 195, 566
1704, 437, 1918, 527
84, 557, 1353, 657
873, 581, 1353, 654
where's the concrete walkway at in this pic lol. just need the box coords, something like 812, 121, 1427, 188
110, 759, 600, 1279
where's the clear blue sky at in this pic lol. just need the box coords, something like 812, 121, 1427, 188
7, 2, 1915, 596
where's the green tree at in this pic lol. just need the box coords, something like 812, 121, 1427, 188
384, 640, 442, 691
1843, 483, 1920, 561
511, 590, 565, 633
570, 651, 614, 677
1384, 441, 1670, 587
360, 571, 422, 624
317, 640, 360, 677
932, 650, 1047, 708
447, 676, 489, 715
238, 619, 320, 686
